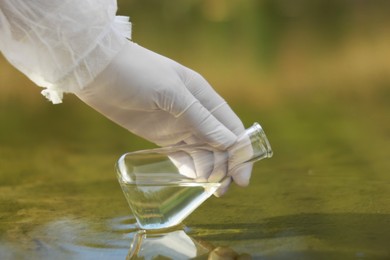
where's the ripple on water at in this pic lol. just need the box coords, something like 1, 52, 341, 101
4, 215, 140, 259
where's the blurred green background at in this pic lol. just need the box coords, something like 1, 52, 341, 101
1, 0, 390, 258
1, 0, 390, 154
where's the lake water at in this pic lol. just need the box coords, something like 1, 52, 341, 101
1, 87, 389, 259
2, 1, 390, 258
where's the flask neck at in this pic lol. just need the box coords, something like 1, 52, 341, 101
229, 123, 273, 167
246, 122, 273, 162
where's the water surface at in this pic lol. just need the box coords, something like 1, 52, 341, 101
1, 93, 389, 259
2, 2, 390, 257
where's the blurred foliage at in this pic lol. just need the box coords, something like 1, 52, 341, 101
117, 0, 390, 88
1, 0, 390, 149
2, 0, 390, 104
1, 0, 390, 170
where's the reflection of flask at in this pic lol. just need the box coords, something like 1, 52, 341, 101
127, 229, 210, 259
127, 228, 252, 260
116, 122, 273, 230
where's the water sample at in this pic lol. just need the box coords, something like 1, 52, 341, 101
119, 182, 220, 230
116, 122, 273, 230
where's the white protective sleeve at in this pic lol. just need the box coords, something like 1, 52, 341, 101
0, 0, 131, 104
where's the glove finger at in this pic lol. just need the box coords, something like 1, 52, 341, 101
227, 130, 254, 186
184, 70, 245, 136
178, 99, 237, 150
184, 136, 229, 183
182, 136, 215, 181
168, 151, 197, 179
190, 149, 214, 180
230, 163, 253, 187
153, 71, 238, 149
208, 151, 228, 183
211, 102, 245, 135
214, 177, 232, 197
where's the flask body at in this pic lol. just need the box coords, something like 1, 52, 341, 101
116, 122, 272, 230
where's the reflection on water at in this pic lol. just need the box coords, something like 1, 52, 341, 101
0, 216, 251, 260
3, 212, 390, 259
127, 227, 251, 260
127, 228, 210, 259
0, 216, 137, 259
190, 213, 390, 259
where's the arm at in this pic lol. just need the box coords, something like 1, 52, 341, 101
0, 0, 252, 196
0, 0, 130, 103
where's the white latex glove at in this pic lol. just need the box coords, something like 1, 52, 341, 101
74, 41, 252, 196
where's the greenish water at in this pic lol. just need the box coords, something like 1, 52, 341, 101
0, 91, 389, 259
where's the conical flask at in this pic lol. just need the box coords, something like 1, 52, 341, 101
116, 122, 273, 230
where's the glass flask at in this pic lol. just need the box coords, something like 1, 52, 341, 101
116, 122, 273, 230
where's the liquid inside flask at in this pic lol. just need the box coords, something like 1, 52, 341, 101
116, 122, 273, 230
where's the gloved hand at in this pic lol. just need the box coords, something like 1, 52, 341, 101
74, 41, 252, 196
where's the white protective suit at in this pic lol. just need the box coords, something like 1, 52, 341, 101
0, 0, 253, 196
